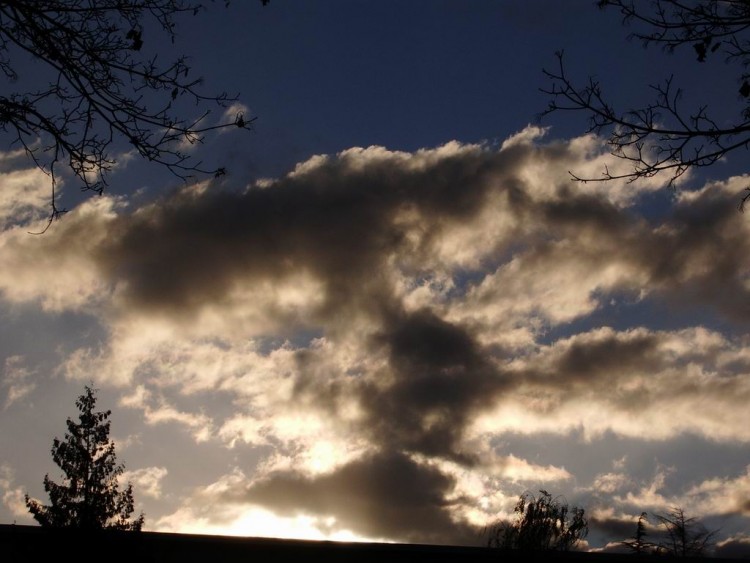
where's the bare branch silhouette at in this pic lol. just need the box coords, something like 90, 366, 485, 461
0, 1, 263, 220
542, 1, 750, 206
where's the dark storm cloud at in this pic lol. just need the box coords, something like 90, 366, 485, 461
10, 133, 748, 336
291, 308, 508, 462
516, 329, 671, 400
92, 135, 647, 327
71, 140, 750, 452
627, 184, 750, 322
359, 309, 507, 463
541, 189, 632, 234
553, 331, 663, 384
98, 144, 504, 322
243, 450, 481, 545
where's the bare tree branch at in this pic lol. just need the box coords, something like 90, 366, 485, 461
542, 1, 750, 205
0, 1, 263, 222
654, 507, 718, 557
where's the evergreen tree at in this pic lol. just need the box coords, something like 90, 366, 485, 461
25, 386, 144, 530
621, 512, 657, 555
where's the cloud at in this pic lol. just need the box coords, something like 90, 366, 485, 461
0, 195, 120, 311
580, 463, 750, 552
586, 507, 646, 550
219, 102, 252, 131
486, 453, 572, 483
0, 148, 54, 224
0, 166, 51, 230
120, 385, 213, 442
120, 466, 168, 499
612, 465, 675, 510
471, 327, 750, 442
2, 128, 747, 339
350, 308, 507, 464
155, 445, 573, 545
683, 465, 750, 517
590, 472, 633, 495
242, 450, 480, 545
500, 128, 669, 205
1, 128, 750, 544
0, 463, 31, 521
716, 534, 750, 559
154, 468, 381, 542
2, 355, 36, 409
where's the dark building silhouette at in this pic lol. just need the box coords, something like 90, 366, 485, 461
3, 524, 746, 563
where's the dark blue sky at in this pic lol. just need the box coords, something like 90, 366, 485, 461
2, 1, 749, 554
114, 1, 745, 188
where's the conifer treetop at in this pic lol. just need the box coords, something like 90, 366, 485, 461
25, 385, 144, 531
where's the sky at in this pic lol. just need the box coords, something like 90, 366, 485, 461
1, 0, 750, 555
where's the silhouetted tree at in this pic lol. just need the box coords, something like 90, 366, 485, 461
621, 511, 658, 555
0, 1, 267, 223
488, 490, 588, 551
654, 507, 717, 557
543, 0, 750, 206
25, 385, 144, 530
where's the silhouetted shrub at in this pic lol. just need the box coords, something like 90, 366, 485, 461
488, 490, 588, 551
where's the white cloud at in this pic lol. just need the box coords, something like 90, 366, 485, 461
219, 102, 251, 131
2, 355, 35, 409
471, 327, 750, 443
449, 241, 644, 348
500, 125, 549, 150
120, 385, 214, 442
0, 159, 51, 230
0, 463, 31, 521
591, 472, 633, 495
683, 465, 750, 516
503, 129, 671, 206
613, 465, 675, 509
0, 196, 121, 311
120, 466, 168, 499
112, 433, 142, 451
489, 453, 572, 483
